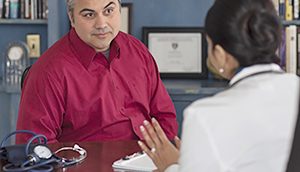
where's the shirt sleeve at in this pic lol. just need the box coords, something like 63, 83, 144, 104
147, 52, 178, 140
16, 67, 65, 144
179, 107, 224, 171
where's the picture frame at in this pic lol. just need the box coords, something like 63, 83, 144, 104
143, 27, 207, 79
121, 3, 132, 34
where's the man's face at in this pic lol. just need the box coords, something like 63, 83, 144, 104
69, 0, 121, 52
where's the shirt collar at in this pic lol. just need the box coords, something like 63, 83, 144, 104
69, 28, 121, 68
229, 63, 284, 86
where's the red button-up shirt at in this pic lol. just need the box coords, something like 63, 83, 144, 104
16, 29, 178, 143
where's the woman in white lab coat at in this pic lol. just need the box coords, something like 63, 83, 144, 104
137, 0, 300, 171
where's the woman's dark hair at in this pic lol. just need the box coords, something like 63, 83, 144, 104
205, 0, 282, 66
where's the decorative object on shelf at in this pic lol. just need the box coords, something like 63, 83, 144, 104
4, 41, 29, 91
143, 27, 208, 79
120, 3, 132, 34
0, 0, 3, 19
26, 33, 41, 58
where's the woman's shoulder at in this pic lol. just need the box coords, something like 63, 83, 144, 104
183, 91, 231, 119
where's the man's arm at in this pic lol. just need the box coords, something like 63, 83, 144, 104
147, 53, 179, 140
16, 66, 65, 144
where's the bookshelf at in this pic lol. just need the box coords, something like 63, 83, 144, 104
274, 0, 300, 76
0, 0, 70, 87
0, 0, 69, 144
0, 19, 47, 24
282, 20, 300, 26
0, 0, 49, 84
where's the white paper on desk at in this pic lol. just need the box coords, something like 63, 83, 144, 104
112, 152, 157, 172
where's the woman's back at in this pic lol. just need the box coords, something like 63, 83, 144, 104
181, 64, 299, 172
136, 0, 300, 171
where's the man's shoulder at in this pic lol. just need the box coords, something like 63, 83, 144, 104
116, 32, 151, 62
44, 35, 72, 57
117, 32, 146, 48
37, 35, 74, 66
31, 37, 74, 77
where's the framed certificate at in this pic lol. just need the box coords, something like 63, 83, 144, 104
121, 3, 132, 34
143, 27, 207, 79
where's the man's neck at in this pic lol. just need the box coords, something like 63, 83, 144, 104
101, 49, 110, 59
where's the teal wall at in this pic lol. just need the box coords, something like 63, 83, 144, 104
122, 0, 213, 40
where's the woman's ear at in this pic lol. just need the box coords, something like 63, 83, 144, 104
213, 44, 240, 79
212, 44, 227, 66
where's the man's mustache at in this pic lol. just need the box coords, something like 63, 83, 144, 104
92, 27, 112, 34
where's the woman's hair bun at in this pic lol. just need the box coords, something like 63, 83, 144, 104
205, 0, 282, 66
237, 9, 281, 65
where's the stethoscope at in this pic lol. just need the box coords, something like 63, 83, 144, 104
229, 68, 284, 88
0, 130, 87, 172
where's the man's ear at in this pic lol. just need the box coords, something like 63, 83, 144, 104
68, 12, 75, 27
213, 44, 227, 66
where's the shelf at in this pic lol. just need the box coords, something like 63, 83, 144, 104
163, 79, 227, 95
282, 20, 300, 26
0, 19, 47, 25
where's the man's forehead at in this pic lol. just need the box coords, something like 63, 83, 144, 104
73, 0, 119, 9
73, 0, 120, 4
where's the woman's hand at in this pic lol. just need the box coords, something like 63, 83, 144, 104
138, 118, 181, 172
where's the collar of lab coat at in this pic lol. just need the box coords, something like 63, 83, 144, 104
229, 63, 284, 86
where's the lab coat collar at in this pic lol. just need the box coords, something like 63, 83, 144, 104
229, 63, 284, 86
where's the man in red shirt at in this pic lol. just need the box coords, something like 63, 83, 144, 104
16, 0, 178, 143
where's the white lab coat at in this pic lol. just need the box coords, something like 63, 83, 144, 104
166, 64, 299, 172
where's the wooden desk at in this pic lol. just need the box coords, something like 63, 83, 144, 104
1, 140, 141, 172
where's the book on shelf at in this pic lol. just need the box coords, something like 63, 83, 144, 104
37, 0, 42, 19
4, 0, 10, 19
0, 0, 3, 19
30, 0, 36, 20
294, 0, 299, 19
285, 25, 297, 74
278, 25, 300, 75
285, 0, 293, 21
20, 0, 25, 18
25, 0, 30, 19
42, 0, 47, 19
10, 0, 19, 19
0, 0, 48, 20
279, 0, 285, 20
275, 0, 300, 20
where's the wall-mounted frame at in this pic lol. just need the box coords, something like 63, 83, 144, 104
143, 27, 207, 79
121, 3, 132, 34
